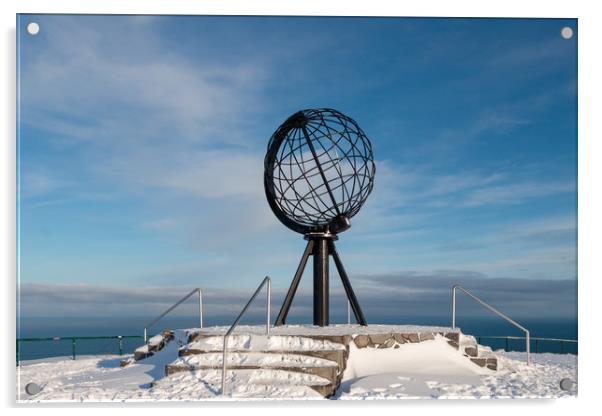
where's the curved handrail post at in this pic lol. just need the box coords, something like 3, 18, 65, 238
451, 284, 531, 365
221, 276, 272, 396
143, 287, 204, 342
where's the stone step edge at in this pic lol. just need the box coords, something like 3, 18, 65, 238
179, 348, 347, 368
166, 364, 339, 373
187, 332, 462, 352
188, 332, 352, 345
154, 368, 338, 397
180, 348, 346, 355
165, 365, 340, 397
165, 363, 339, 387
470, 356, 498, 371
134, 330, 175, 361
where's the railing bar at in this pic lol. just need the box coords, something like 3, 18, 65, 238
453, 286, 529, 333
473, 335, 578, 343
145, 288, 201, 330
225, 281, 269, 338
222, 276, 271, 395
452, 284, 531, 365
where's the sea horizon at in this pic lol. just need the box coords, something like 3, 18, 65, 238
17, 314, 578, 361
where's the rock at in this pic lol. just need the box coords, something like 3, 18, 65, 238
353, 335, 370, 348
377, 338, 396, 349
119, 359, 131, 367
470, 358, 487, 367
444, 332, 460, 343
464, 346, 478, 357
486, 357, 498, 370
369, 333, 392, 346
393, 333, 406, 344
405, 333, 420, 343
447, 340, 459, 349
309, 335, 351, 346
394, 344, 400, 349
419, 333, 435, 342
134, 350, 153, 361
161, 330, 175, 342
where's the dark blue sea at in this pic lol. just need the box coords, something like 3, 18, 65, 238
16, 312, 577, 362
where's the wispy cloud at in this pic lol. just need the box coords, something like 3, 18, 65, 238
18, 273, 577, 321
461, 181, 575, 207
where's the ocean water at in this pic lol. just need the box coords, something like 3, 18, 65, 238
16, 314, 577, 362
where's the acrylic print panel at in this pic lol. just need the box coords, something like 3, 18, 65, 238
16, 14, 578, 402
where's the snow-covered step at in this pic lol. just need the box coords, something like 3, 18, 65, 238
179, 334, 349, 368
459, 333, 497, 370
166, 352, 339, 385
171, 351, 339, 369
134, 330, 175, 361
166, 351, 341, 397
185, 334, 347, 352
155, 367, 334, 398
168, 333, 350, 397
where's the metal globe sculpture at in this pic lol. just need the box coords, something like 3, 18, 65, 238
264, 108, 376, 235
264, 108, 375, 327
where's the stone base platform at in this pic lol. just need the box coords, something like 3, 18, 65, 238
134, 325, 497, 397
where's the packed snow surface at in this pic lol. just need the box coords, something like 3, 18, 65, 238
338, 338, 577, 400
187, 334, 346, 351
147, 334, 165, 348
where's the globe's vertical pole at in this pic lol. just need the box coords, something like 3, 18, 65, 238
313, 237, 329, 326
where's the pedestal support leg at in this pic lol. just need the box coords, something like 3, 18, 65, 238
275, 240, 314, 326
329, 240, 367, 326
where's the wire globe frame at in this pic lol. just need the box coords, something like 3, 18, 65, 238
264, 108, 376, 235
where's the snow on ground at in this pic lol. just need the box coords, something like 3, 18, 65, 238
428, 350, 578, 399
17, 326, 577, 402
147, 334, 165, 348
17, 356, 325, 401
338, 338, 577, 400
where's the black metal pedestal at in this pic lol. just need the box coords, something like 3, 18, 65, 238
275, 233, 367, 327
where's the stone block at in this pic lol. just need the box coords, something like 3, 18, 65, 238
464, 346, 478, 357
405, 333, 420, 343
470, 358, 487, 367
310, 383, 337, 398
353, 334, 370, 348
444, 332, 460, 343
377, 338, 396, 349
447, 340, 459, 349
134, 350, 153, 361
369, 333, 392, 345
419, 333, 435, 342
309, 335, 351, 346
393, 333, 407, 344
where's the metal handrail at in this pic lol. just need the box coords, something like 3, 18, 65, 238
476, 335, 577, 354
221, 276, 271, 395
476, 335, 577, 343
452, 284, 531, 365
16, 335, 144, 364
144, 287, 203, 342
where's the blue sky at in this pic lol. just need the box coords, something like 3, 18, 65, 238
17, 15, 577, 319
